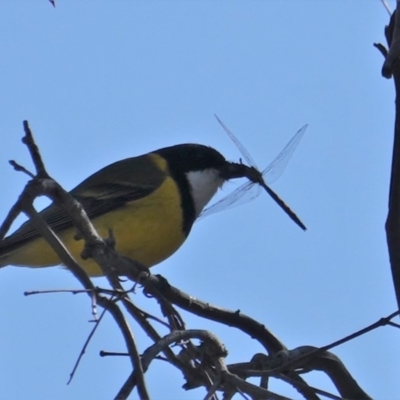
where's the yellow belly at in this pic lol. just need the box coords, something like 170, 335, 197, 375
6, 176, 186, 276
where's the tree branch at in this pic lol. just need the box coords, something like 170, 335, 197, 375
381, 6, 400, 314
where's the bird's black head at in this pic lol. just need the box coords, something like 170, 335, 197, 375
154, 144, 227, 174
153, 144, 229, 235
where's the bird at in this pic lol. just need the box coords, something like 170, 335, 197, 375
0, 142, 305, 276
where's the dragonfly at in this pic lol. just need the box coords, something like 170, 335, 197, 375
198, 115, 307, 230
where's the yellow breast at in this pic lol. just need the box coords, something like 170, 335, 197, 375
6, 158, 186, 276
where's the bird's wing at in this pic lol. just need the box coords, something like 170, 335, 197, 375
0, 154, 166, 252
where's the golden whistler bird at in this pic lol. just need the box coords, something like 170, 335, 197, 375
0, 140, 305, 276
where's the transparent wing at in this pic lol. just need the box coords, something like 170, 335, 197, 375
214, 114, 258, 169
261, 124, 307, 185
198, 180, 260, 220
198, 123, 307, 221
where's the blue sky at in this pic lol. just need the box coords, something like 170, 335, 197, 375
0, 1, 398, 399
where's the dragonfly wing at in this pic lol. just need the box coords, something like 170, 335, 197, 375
263, 124, 308, 185
198, 181, 262, 220
214, 114, 258, 169
198, 122, 307, 221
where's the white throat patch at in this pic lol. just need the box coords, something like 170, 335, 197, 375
186, 169, 224, 217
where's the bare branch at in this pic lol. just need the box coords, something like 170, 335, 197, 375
9, 160, 35, 178
297, 349, 372, 400
277, 374, 342, 400
136, 273, 286, 354
68, 305, 109, 384
22, 121, 49, 178
5, 121, 150, 400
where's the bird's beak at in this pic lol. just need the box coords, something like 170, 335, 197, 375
219, 162, 263, 184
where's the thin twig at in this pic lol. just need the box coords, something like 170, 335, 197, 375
273, 310, 399, 373
22, 121, 49, 178
9, 160, 35, 178
202, 376, 220, 400
117, 294, 204, 395
381, 0, 393, 16
278, 373, 341, 400
214, 356, 291, 400
68, 304, 109, 384
373, 42, 389, 58
24, 288, 95, 296
140, 330, 226, 371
